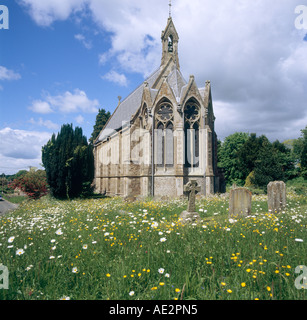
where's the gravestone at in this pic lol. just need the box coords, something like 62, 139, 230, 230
229, 188, 252, 218
267, 181, 286, 214
179, 180, 201, 224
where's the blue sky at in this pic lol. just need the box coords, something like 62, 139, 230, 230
0, 0, 143, 136
0, 0, 307, 174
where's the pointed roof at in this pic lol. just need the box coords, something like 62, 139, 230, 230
95, 18, 202, 144
161, 17, 179, 41
96, 68, 161, 142
167, 66, 187, 103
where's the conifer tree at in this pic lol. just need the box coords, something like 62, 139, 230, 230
89, 108, 111, 144
42, 124, 94, 199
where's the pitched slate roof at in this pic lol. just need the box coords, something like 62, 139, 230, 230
96, 64, 188, 143
97, 68, 161, 142
167, 67, 187, 103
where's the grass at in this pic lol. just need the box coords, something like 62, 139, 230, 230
2, 194, 27, 204
0, 192, 306, 300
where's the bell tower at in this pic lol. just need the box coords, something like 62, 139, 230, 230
161, 17, 180, 69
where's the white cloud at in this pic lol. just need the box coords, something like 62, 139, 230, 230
29, 89, 99, 114
0, 127, 52, 174
75, 115, 84, 124
29, 100, 53, 114
47, 89, 99, 113
74, 33, 92, 49
101, 70, 128, 87
98, 52, 110, 66
0, 66, 21, 81
18, 0, 85, 26
29, 117, 59, 130
18, 0, 307, 141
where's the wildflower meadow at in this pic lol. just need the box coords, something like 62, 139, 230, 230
0, 192, 306, 300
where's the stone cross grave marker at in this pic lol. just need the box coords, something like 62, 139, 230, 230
267, 181, 286, 214
185, 180, 201, 212
229, 187, 252, 218
179, 180, 201, 224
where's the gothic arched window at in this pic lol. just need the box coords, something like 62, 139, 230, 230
155, 100, 174, 168
184, 101, 200, 168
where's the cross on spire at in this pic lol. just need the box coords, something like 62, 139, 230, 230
169, 0, 172, 18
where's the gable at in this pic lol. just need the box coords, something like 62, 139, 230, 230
96, 68, 160, 142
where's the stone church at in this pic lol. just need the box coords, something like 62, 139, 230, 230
94, 17, 223, 198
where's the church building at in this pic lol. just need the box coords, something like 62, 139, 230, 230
94, 16, 223, 198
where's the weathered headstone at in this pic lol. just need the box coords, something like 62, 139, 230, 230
267, 181, 286, 214
179, 180, 201, 224
229, 188, 252, 218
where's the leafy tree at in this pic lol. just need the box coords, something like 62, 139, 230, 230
293, 126, 307, 179
10, 170, 48, 200
217, 132, 249, 186
272, 140, 296, 180
89, 108, 111, 144
218, 132, 296, 189
14, 170, 28, 179
237, 133, 269, 180
251, 141, 285, 191
42, 124, 94, 199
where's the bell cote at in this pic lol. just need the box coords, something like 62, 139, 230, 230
161, 17, 180, 69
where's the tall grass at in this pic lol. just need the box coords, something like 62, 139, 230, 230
0, 193, 306, 300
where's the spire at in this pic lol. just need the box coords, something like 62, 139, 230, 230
160, 15, 180, 69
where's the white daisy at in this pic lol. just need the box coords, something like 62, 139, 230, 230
16, 248, 25, 256
55, 229, 63, 235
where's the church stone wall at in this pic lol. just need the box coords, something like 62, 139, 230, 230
93, 17, 222, 199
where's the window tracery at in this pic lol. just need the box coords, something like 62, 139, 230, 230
155, 100, 174, 168
184, 101, 200, 168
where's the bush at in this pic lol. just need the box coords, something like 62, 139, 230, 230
286, 177, 307, 196
9, 170, 48, 200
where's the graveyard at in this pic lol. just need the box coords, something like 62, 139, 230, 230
0, 184, 306, 300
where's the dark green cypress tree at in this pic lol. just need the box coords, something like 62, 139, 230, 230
89, 108, 111, 144
42, 124, 94, 199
